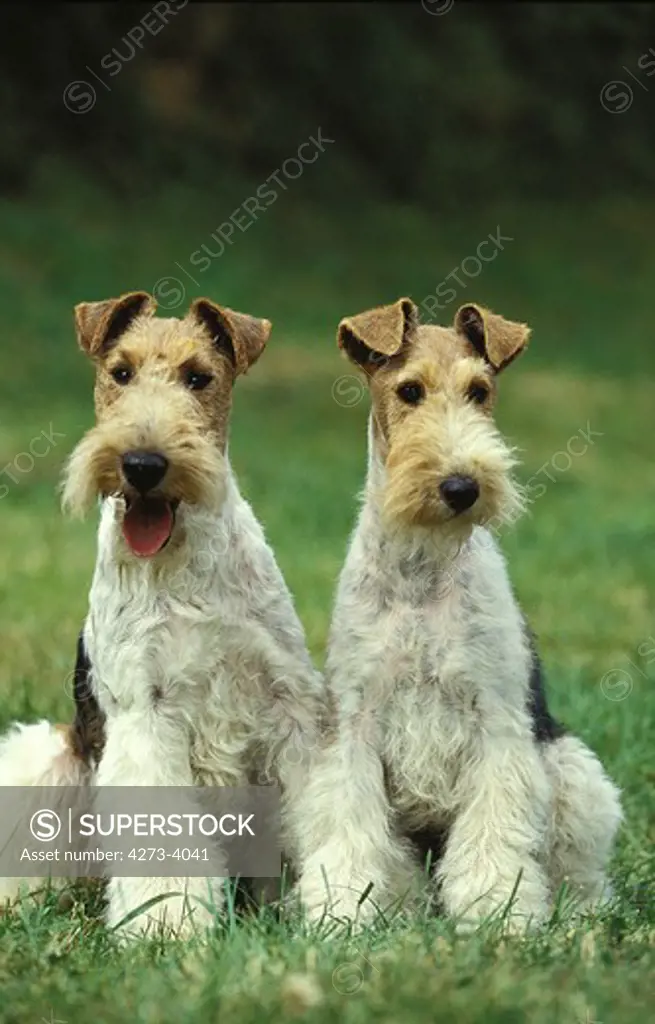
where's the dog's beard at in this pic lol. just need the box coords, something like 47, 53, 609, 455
61, 414, 227, 549
380, 407, 525, 535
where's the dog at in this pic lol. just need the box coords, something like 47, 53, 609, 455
0, 291, 325, 935
295, 297, 622, 931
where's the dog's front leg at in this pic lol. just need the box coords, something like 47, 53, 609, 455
437, 738, 551, 932
293, 722, 417, 927
96, 709, 226, 938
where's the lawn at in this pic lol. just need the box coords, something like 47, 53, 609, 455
0, 176, 653, 1023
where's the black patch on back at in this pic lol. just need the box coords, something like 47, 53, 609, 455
70, 630, 106, 768
525, 624, 566, 743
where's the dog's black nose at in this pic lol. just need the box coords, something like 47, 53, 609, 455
122, 451, 169, 494
440, 475, 480, 515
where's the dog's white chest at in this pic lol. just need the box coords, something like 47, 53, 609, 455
88, 590, 220, 715
379, 599, 478, 806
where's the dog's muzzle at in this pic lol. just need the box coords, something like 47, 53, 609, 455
119, 450, 178, 558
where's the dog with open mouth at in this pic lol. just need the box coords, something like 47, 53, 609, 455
0, 291, 325, 935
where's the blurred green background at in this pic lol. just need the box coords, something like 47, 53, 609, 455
0, 5, 654, 1022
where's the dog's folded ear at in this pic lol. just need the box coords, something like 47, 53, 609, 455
455, 304, 530, 372
338, 298, 418, 373
74, 292, 156, 357
189, 298, 272, 376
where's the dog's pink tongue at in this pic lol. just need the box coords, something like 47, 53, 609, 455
122, 500, 173, 558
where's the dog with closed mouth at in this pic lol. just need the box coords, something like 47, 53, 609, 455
296, 297, 622, 932
0, 291, 325, 935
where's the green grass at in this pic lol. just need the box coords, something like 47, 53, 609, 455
0, 175, 653, 1022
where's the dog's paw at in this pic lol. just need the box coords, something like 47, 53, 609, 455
444, 875, 550, 935
297, 880, 380, 930
107, 877, 222, 940
455, 892, 549, 934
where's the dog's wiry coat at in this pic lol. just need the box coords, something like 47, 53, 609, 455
296, 298, 622, 931
0, 293, 324, 933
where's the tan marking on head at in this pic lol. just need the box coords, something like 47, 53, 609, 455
95, 315, 235, 444
338, 297, 417, 367
62, 295, 272, 523
364, 326, 495, 456
337, 299, 529, 534
189, 297, 271, 377
74, 291, 156, 357
454, 303, 531, 372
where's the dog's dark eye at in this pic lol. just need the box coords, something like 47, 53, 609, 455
184, 370, 214, 392
111, 365, 133, 385
467, 382, 489, 405
397, 381, 425, 405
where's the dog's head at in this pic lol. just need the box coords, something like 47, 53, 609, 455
338, 298, 529, 537
62, 291, 270, 558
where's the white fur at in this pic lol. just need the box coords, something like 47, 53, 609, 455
92, 466, 323, 934
542, 734, 620, 908
297, 423, 622, 931
0, 722, 88, 906
0, 465, 324, 935
0, 721, 85, 787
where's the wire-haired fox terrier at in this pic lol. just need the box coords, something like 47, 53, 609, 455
296, 297, 622, 931
0, 291, 324, 934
